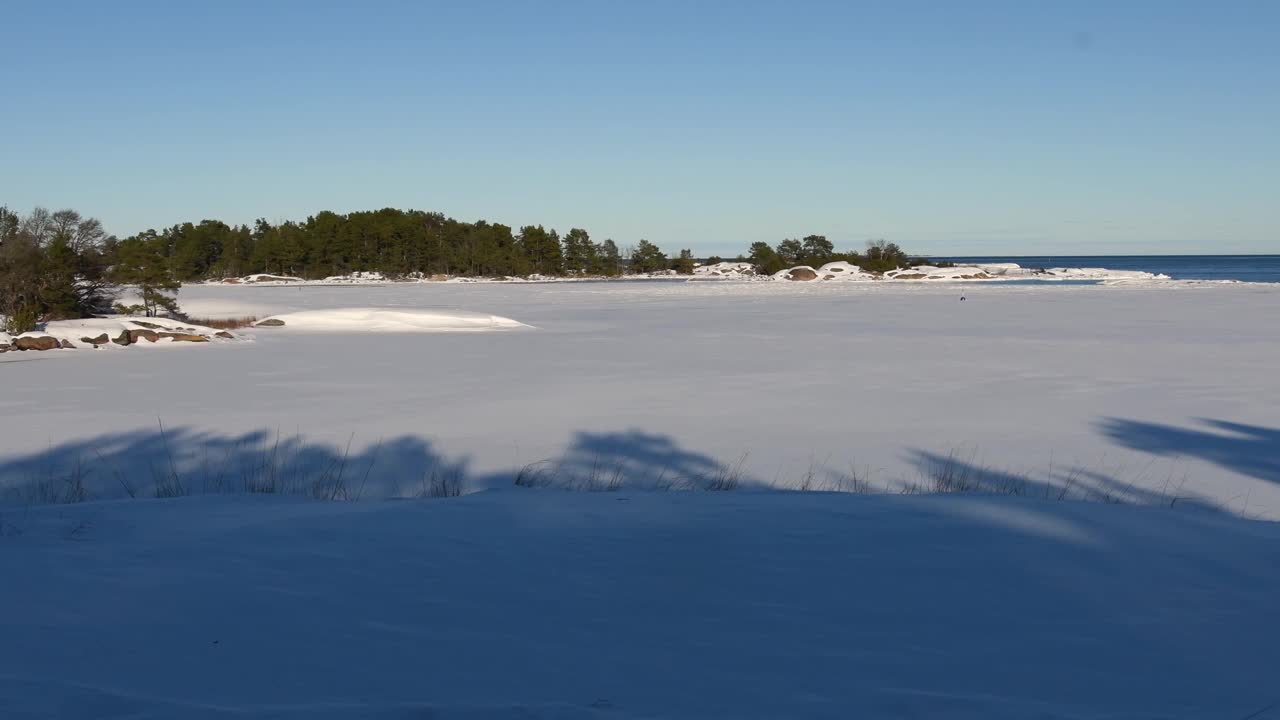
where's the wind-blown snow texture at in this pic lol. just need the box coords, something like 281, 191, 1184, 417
3, 491, 1279, 719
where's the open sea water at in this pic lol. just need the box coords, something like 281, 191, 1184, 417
936, 255, 1280, 283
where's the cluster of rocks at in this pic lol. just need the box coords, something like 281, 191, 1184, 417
1, 320, 236, 353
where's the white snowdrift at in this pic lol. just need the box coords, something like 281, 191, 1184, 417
253, 308, 532, 332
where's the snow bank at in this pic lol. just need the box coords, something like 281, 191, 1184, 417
253, 308, 532, 332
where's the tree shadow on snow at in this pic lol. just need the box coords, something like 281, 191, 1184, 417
905, 449, 1222, 512
0, 427, 756, 504
1098, 418, 1280, 487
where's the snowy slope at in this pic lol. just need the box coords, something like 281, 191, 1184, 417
2, 491, 1277, 719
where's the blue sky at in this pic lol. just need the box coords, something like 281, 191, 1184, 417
2, 0, 1277, 255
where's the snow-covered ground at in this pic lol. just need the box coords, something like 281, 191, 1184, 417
3, 280, 1278, 517
2, 490, 1277, 719
4, 279, 1279, 718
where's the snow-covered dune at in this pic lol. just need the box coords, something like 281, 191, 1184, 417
253, 308, 532, 332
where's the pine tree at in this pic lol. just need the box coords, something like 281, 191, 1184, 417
517, 225, 564, 276
561, 228, 594, 275
630, 240, 668, 274
39, 236, 84, 319
748, 241, 785, 274
776, 238, 803, 265
801, 235, 834, 265
593, 239, 622, 276
111, 237, 180, 317
674, 249, 695, 274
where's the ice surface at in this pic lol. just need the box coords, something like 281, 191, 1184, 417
3, 280, 1278, 518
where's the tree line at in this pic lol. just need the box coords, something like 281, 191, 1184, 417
124, 209, 700, 281
2, 205, 927, 333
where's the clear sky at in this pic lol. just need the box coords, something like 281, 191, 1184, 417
2, 0, 1277, 256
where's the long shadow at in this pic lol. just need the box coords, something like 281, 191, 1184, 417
906, 449, 1222, 512
0, 427, 752, 503
552, 430, 752, 490
0, 427, 463, 503
1098, 417, 1280, 486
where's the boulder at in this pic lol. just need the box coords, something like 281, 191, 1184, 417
215, 331, 235, 339
783, 267, 818, 281
59, 339, 76, 349
81, 334, 110, 346
130, 320, 165, 329
112, 330, 132, 346
255, 318, 286, 327
14, 336, 61, 351
158, 332, 208, 342
129, 329, 160, 343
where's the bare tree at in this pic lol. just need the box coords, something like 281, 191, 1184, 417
49, 209, 107, 254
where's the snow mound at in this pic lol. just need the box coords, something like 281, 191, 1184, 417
694, 262, 757, 278
253, 308, 532, 332
773, 265, 820, 281
815, 261, 879, 280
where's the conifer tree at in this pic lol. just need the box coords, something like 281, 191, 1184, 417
111, 237, 180, 317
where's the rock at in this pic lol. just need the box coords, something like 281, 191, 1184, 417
783, 267, 818, 281
215, 331, 235, 339
158, 332, 208, 342
255, 318, 286, 327
112, 330, 132, 346
893, 273, 928, 280
14, 336, 61, 351
130, 320, 165, 329
82, 334, 110, 346
59, 339, 76, 349
129, 329, 160, 343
